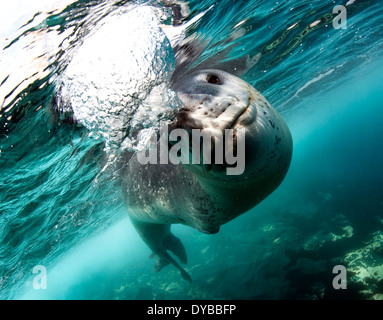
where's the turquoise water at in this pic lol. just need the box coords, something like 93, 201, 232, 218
0, 0, 382, 300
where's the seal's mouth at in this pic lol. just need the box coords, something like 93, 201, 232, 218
229, 96, 252, 129
172, 93, 253, 132
167, 97, 252, 176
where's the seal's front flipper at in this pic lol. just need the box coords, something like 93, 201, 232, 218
154, 256, 170, 272
153, 249, 192, 283
181, 269, 192, 283
159, 251, 192, 283
130, 219, 191, 282
163, 233, 187, 264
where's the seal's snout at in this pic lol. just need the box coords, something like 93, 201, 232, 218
171, 69, 254, 131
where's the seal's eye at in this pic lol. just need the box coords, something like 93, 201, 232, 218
206, 74, 222, 85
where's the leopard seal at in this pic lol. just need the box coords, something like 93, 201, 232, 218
121, 69, 293, 282
53, 3, 292, 283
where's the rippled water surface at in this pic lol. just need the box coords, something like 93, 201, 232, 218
1, 0, 382, 300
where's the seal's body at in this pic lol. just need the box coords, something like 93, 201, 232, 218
122, 69, 292, 281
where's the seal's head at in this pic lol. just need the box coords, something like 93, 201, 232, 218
171, 69, 292, 185
167, 69, 293, 233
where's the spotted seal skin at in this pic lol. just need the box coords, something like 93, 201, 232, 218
121, 69, 293, 282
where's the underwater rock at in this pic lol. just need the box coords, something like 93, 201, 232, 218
302, 214, 353, 251
303, 225, 354, 251
344, 231, 383, 299
135, 286, 154, 300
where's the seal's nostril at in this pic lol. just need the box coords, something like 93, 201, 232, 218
206, 74, 222, 85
